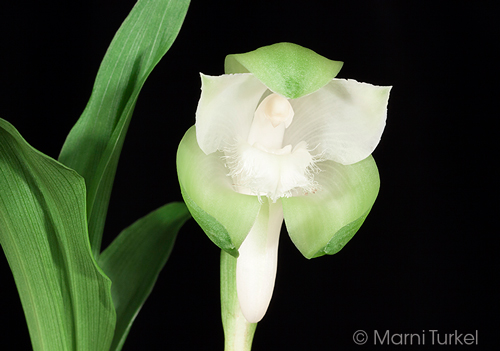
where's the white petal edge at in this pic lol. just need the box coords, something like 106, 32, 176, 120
284, 79, 392, 165
236, 200, 283, 323
196, 73, 269, 155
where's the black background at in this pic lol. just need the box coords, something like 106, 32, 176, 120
1, 1, 497, 350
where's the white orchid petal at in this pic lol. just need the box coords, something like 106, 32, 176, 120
285, 79, 391, 165
196, 73, 269, 155
236, 200, 283, 323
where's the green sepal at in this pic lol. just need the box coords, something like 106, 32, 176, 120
313, 208, 372, 258
282, 156, 380, 259
180, 183, 238, 257
176, 126, 261, 257
224, 42, 343, 99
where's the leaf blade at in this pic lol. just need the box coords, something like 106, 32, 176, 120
58, 0, 190, 257
0, 118, 115, 351
98, 202, 191, 351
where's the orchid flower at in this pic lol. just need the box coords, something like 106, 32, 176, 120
177, 43, 391, 326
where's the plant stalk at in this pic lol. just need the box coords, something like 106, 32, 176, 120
220, 250, 257, 351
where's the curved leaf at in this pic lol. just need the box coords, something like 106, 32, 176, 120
0, 118, 115, 351
98, 202, 190, 351
59, 0, 190, 258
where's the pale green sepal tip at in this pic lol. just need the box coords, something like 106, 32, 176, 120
311, 208, 371, 258
224, 42, 344, 99
176, 126, 261, 257
180, 182, 239, 257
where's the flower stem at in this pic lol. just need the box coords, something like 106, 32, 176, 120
220, 250, 257, 351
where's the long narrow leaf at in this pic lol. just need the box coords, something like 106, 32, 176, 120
0, 118, 115, 351
59, 0, 190, 258
98, 202, 190, 351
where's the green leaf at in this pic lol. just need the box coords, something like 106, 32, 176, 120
59, 0, 190, 258
98, 202, 190, 351
224, 42, 343, 99
282, 156, 380, 259
0, 118, 115, 351
176, 126, 261, 257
